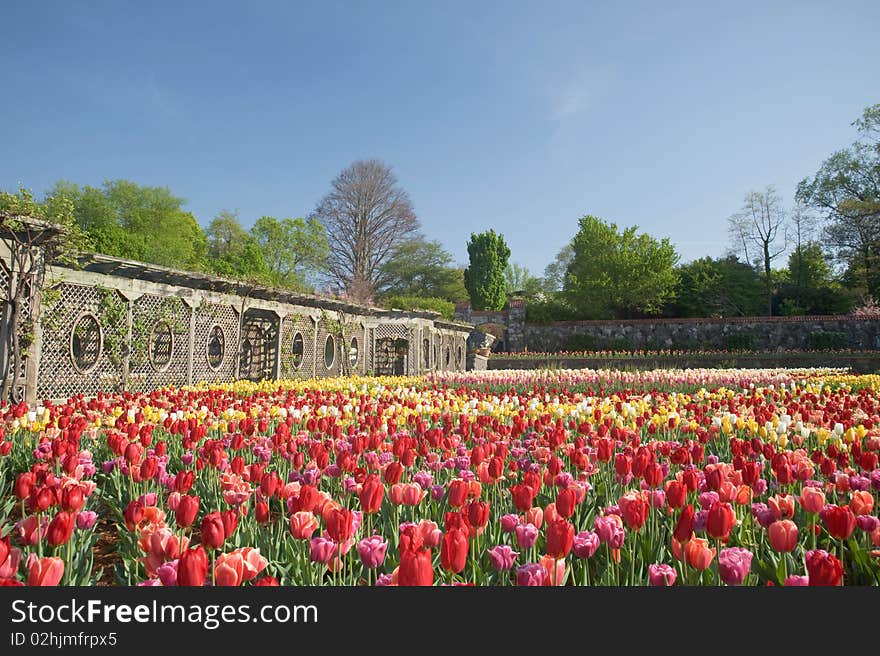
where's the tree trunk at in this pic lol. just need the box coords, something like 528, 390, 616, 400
764, 241, 773, 316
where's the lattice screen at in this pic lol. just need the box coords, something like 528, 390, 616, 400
315, 321, 339, 377
192, 301, 239, 384
0, 259, 32, 401
128, 294, 191, 392
279, 314, 316, 379
36, 283, 128, 400
239, 312, 279, 382
371, 323, 413, 376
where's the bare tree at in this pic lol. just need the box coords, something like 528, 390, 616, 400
787, 200, 820, 289
310, 160, 420, 304
727, 186, 787, 315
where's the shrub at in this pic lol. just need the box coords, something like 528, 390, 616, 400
722, 333, 757, 351
384, 295, 454, 320
563, 333, 599, 351
809, 331, 848, 350
525, 298, 580, 323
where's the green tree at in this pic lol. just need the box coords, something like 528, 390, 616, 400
47, 179, 208, 271
669, 255, 764, 318
205, 210, 269, 282
503, 262, 543, 300
797, 103, 880, 297
463, 230, 511, 311
376, 237, 468, 301
774, 243, 853, 315
541, 242, 574, 292
250, 215, 328, 290
564, 215, 679, 319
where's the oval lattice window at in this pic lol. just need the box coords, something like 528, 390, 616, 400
71, 313, 102, 373
292, 332, 304, 370
207, 324, 225, 370
324, 335, 335, 369
149, 322, 174, 371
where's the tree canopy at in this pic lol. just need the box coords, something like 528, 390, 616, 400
564, 215, 679, 319
463, 230, 511, 311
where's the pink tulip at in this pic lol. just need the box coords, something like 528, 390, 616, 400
500, 514, 520, 532
572, 531, 600, 559
357, 536, 388, 569
309, 537, 337, 565
76, 511, 98, 530
648, 563, 677, 586
516, 562, 548, 586
515, 523, 539, 549
718, 547, 753, 586
487, 545, 518, 572
784, 575, 810, 586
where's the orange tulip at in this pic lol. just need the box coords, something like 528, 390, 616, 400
685, 538, 716, 570
800, 487, 825, 514
850, 490, 874, 516
27, 555, 64, 586
733, 485, 753, 506
768, 520, 799, 552
289, 511, 318, 540
539, 555, 566, 586
768, 494, 796, 520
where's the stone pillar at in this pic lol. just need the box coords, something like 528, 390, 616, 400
506, 298, 526, 352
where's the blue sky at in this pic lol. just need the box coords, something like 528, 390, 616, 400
2, 1, 878, 275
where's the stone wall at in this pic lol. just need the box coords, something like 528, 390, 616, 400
524, 316, 880, 352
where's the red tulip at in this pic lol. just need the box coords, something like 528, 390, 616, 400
466, 501, 490, 532
545, 519, 575, 559
673, 505, 695, 544
619, 491, 650, 532
255, 501, 270, 524
201, 512, 226, 550
14, 472, 36, 500
29, 486, 56, 513
174, 470, 195, 494
440, 528, 469, 574
177, 546, 208, 586
383, 462, 404, 485
397, 547, 434, 586
665, 480, 687, 509
123, 500, 144, 531
706, 502, 736, 541
358, 474, 384, 514
555, 488, 576, 519
326, 508, 355, 543
46, 511, 75, 547
823, 505, 856, 541
221, 509, 238, 538
805, 549, 844, 586
511, 484, 535, 512
175, 495, 200, 529
60, 486, 85, 512
448, 479, 469, 508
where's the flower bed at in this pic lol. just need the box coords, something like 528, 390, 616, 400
0, 372, 877, 586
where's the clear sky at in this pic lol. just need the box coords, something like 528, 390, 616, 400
2, 1, 878, 275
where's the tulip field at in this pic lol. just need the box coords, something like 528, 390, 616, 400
0, 367, 878, 586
